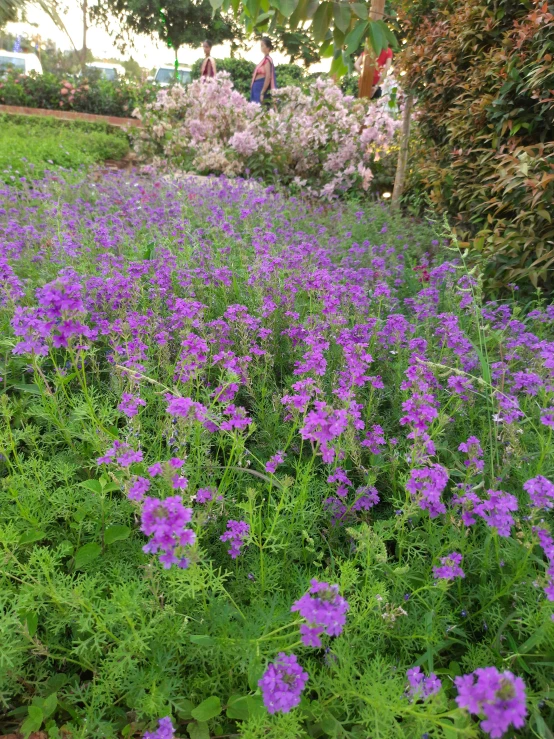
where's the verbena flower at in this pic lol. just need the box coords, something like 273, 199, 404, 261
258, 653, 308, 714
291, 579, 349, 647
524, 475, 554, 510
220, 520, 249, 558
406, 464, 448, 518
265, 451, 285, 474
128, 476, 150, 501
143, 716, 174, 739
406, 666, 442, 700
455, 667, 527, 738
97, 440, 143, 468
118, 392, 146, 418
141, 496, 195, 569
433, 552, 465, 580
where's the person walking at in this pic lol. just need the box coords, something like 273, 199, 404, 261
200, 40, 216, 79
250, 37, 276, 105
355, 45, 393, 99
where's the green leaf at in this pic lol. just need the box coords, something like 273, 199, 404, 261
333, 2, 351, 33
304, 0, 319, 19
248, 656, 264, 691
13, 383, 41, 395
330, 51, 348, 78
367, 18, 386, 55
253, 9, 275, 24
312, 1, 333, 44
19, 529, 45, 545
276, 0, 299, 18
74, 542, 102, 570
246, 694, 266, 719
209, 0, 225, 10
187, 721, 210, 739
26, 611, 38, 637
189, 634, 215, 646
102, 483, 122, 493
191, 696, 221, 722
344, 19, 368, 56
43, 692, 57, 718
79, 479, 102, 494
21, 706, 43, 739
174, 697, 195, 719
320, 38, 334, 58
104, 525, 131, 546
351, 2, 367, 19
226, 694, 250, 721
376, 19, 398, 50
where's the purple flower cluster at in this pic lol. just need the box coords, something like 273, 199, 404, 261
534, 527, 554, 601
118, 392, 146, 418
300, 402, 348, 462
524, 475, 554, 510
452, 487, 518, 537
97, 440, 143, 468
458, 436, 484, 474
455, 667, 527, 738
291, 579, 349, 647
265, 451, 285, 474
406, 464, 448, 518
258, 653, 309, 714
143, 717, 174, 739
140, 496, 195, 569
433, 552, 465, 580
220, 519, 249, 558
406, 666, 442, 700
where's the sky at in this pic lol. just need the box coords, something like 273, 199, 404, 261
4, 1, 325, 70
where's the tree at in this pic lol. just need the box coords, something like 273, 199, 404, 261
273, 25, 320, 66
0, 0, 76, 49
94, 0, 241, 61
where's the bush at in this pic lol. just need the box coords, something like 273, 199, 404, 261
133, 73, 400, 198
399, 0, 554, 291
0, 70, 156, 118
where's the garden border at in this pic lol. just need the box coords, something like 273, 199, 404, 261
0, 104, 142, 128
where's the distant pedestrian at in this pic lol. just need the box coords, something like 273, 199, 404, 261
355, 45, 393, 99
250, 37, 276, 106
200, 40, 216, 79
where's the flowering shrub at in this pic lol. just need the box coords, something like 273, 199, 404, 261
133, 73, 400, 197
0, 171, 553, 737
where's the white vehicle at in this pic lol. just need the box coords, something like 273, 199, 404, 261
151, 65, 192, 87
85, 62, 126, 81
0, 50, 43, 76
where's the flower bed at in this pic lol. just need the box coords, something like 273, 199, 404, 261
0, 171, 553, 737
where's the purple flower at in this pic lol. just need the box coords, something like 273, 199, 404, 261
220, 519, 249, 558
524, 475, 554, 510
406, 666, 442, 700
166, 395, 207, 423
143, 716, 175, 739
141, 496, 195, 569
540, 407, 554, 428
291, 579, 349, 647
265, 451, 285, 474
406, 464, 448, 518
477, 490, 518, 537
128, 476, 150, 501
97, 439, 142, 468
455, 667, 527, 738
300, 402, 348, 463
258, 653, 308, 714
433, 552, 465, 580
196, 487, 216, 503
148, 462, 163, 477
117, 392, 146, 418
447, 375, 475, 398
458, 436, 484, 473
361, 424, 386, 454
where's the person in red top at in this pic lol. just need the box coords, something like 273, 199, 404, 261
355, 46, 393, 99
200, 40, 216, 79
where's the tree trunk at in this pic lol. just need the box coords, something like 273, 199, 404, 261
81, 0, 87, 75
174, 46, 179, 80
359, 0, 385, 99
392, 93, 414, 207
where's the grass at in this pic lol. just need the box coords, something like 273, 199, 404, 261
0, 114, 130, 184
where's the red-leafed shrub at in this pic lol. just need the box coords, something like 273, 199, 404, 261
399, 0, 554, 291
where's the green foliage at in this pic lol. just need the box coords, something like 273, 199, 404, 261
191, 56, 255, 96
0, 115, 129, 183
93, 0, 241, 54
0, 69, 155, 117
399, 0, 554, 291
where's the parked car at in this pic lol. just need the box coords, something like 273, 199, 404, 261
85, 62, 126, 81
151, 65, 192, 87
0, 50, 43, 76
